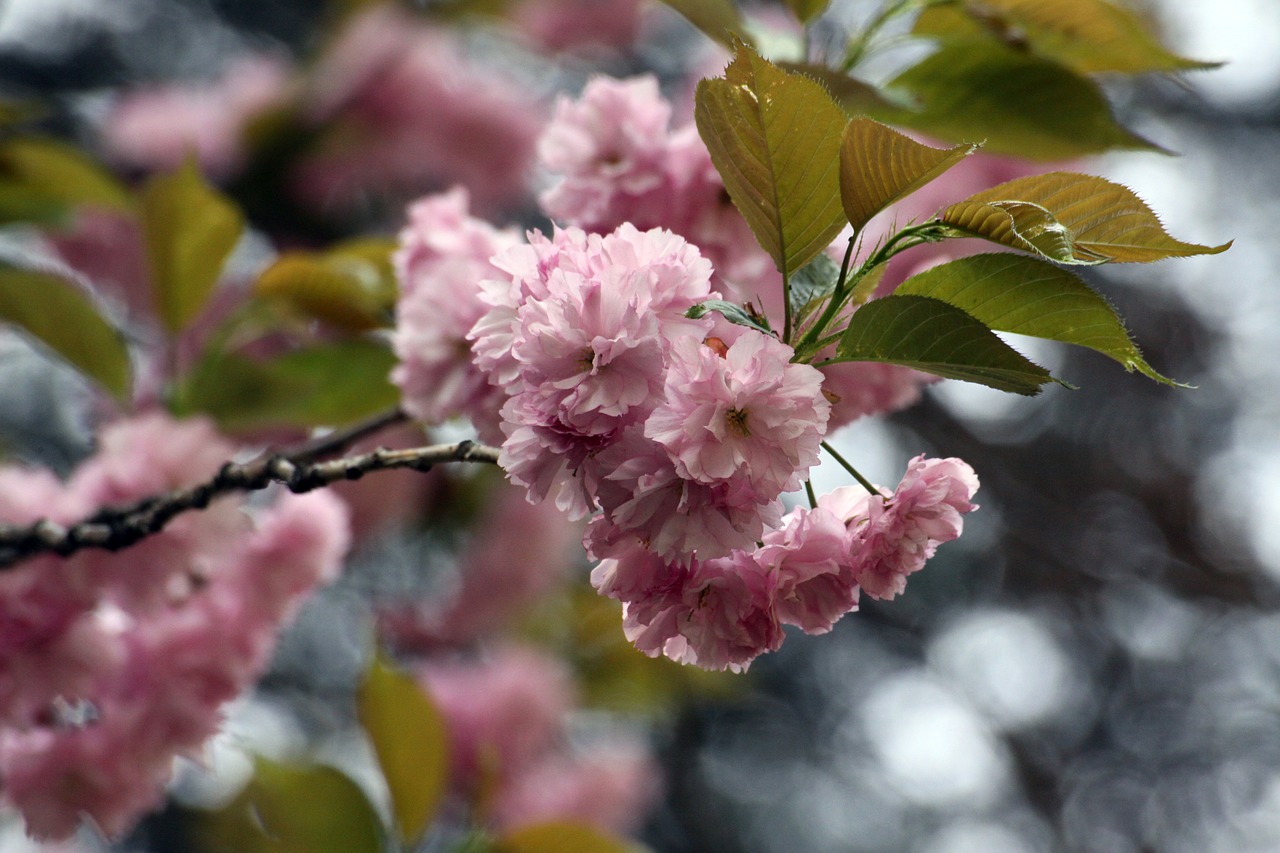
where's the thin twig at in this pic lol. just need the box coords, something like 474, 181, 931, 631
0, 440, 500, 570
287, 408, 408, 464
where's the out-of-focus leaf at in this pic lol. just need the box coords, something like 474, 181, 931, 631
210, 758, 384, 853
840, 118, 976, 232
181, 340, 399, 430
943, 172, 1232, 263
695, 42, 848, 278
778, 63, 908, 117
0, 137, 133, 209
883, 40, 1160, 159
358, 656, 449, 844
790, 252, 841, 328
785, 0, 830, 23
497, 821, 647, 853
140, 161, 244, 332
834, 294, 1054, 394
655, 0, 749, 48
255, 238, 397, 331
0, 268, 130, 400
896, 253, 1176, 383
686, 299, 773, 335
913, 0, 1219, 75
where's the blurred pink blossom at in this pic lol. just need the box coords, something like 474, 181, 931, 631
418, 647, 574, 788
492, 741, 661, 834
0, 413, 350, 841
295, 6, 543, 216
103, 55, 292, 178
510, 0, 645, 54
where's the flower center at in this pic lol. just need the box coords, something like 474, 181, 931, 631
726, 407, 751, 438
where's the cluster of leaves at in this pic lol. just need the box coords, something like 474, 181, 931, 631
0, 128, 401, 430
687, 34, 1228, 395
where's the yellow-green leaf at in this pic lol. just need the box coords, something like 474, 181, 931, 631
785, 0, 830, 24
840, 118, 976, 232
233, 759, 384, 853
498, 821, 647, 853
883, 40, 1160, 159
946, 172, 1232, 263
914, 0, 1218, 75
0, 268, 130, 400
834, 294, 1054, 394
0, 137, 132, 224
358, 656, 449, 844
654, 0, 749, 48
896, 253, 1176, 383
141, 161, 245, 332
695, 42, 848, 279
180, 339, 399, 430
778, 63, 908, 117
256, 238, 397, 331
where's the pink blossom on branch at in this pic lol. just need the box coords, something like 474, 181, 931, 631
391, 187, 522, 443
0, 414, 350, 841
824, 456, 980, 601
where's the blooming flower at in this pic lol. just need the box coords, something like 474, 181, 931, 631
646, 332, 830, 498
391, 188, 522, 442
827, 456, 980, 601
756, 504, 859, 635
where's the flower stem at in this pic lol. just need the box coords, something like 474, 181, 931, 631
821, 441, 883, 496
805, 479, 819, 509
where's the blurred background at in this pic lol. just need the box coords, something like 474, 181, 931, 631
0, 0, 1278, 851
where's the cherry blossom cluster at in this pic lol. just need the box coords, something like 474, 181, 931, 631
392, 188, 980, 672
0, 414, 349, 840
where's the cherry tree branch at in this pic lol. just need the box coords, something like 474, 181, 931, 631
0, 435, 500, 570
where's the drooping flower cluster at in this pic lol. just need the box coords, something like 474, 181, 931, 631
388, 191, 981, 670
0, 413, 350, 840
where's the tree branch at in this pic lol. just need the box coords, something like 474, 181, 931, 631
0, 440, 500, 570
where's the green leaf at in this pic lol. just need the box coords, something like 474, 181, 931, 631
897, 253, 1175, 383
654, 0, 749, 48
882, 40, 1160, 159
497, 821, 646, 853
785, 0, 830, 24
256, 238, 398, 331
358, 656, 449, 844
686, 299, 773, 335
778, 63, 910, 117
834, 294, 1053, 394
0, 268, 130, 400
943, 172, 1232, 263
234, 759, 383, 853
695, 42, 848, 278
0, 137, 133, 213
790, 252, 840, 328
913, 1, 1219, 75
839, 118, 976, 232
180, 340, 400, 430
140, 160, 245, 332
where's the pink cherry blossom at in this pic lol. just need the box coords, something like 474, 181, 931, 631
756, 505, 859, 635
492, 740, 661, 834
539, 76, 675, 232
820, 361, 938, 430
611, 549, 784, 673
418, 647, 575, 788
585, 426, 782, 562
0, 414, 350, 841
103, 54, 292, 178
646, 332, 830, 498
834, 456, 980, 601
391, 188, 522, 442
510, 0, 645, 54
294, 7, 542, 216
